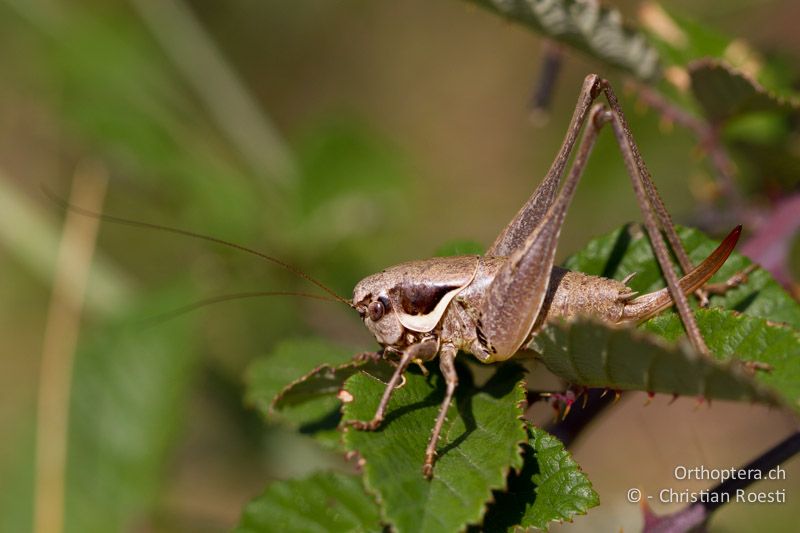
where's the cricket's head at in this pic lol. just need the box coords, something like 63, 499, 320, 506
353, 256, 480, 349
353, 272, 406, 348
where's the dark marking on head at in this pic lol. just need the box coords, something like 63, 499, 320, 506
390, 282, 459, 316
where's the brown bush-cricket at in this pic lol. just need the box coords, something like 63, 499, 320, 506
347, 74, 742, 478
51, 74, 745, 480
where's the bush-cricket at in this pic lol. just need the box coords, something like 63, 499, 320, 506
51, 74, 745, 479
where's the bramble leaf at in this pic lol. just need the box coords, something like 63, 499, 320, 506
562, 224, 800, 328
521, 427, 599, 528
245, 339, 360, 446
532, 317, 785, 406
483, 426, 600, 531
271, 358, 395, 412
687, 59, 800, 189
235, 472, 382, 533
638, 4, 800, 189
482, 426, 599, 531
542, 225, 800, 409
640, 3, 798, 99
342, 364, 528, 533
464, 0, 661, 80
643, 309, 800, 410
689, 59, 800, 124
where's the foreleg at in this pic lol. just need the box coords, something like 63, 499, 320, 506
347, 339, 437, 430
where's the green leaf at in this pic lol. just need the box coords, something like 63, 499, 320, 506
562, 224, 800, 328
639, 3, 731, 71
285, 119, 410, 261
464, 0, 660, 80
643, 309, 800, 410
482, 427, 599, 531
272, 358, 396, 411
435, 239, 485, 257
63, 287, 200, 533
640, 3, 798, 95
689, 59, 800, 124
246, 339, 356, 417
694, 58, 800, 185
245, 339, 358, 446
0, 286, 202, 533
538, 224, 800, 409
342, 364, 528, 533
532, 318, 784, 405
236, 472, 382, 533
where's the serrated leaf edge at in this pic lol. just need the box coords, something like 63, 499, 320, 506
531, 316, 787, 408
340, 367, 531, 532
688, 58, 800, 116
525, 424, 600, 528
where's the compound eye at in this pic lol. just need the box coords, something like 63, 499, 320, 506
367, 300, 385, 321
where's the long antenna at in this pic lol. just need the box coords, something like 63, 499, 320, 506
145, 290, 342, 325
42, 186, 355, 308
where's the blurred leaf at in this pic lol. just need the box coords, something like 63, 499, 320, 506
465, 0, 661, 80
728, 137, 800, 191
724, 112, 792, 145
235, 471, 382, 533
342, 364, 527, 533
689, 59, 800, 124
59, 285, 197, 532
481, 427, 599, 532
277, 120, 411, 291
0, 174, 134, 317
640, 4, 800, 121
435, 239, 485, 257
639, 2, 729, 70
5, 3, 269, 238
687, 60, 800, 191
294, 120, 404, 216
246, 338, 360, 447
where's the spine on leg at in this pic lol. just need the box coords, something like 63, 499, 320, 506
621, 226, 742, 322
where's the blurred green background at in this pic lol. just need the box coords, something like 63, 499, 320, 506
1, 1, 798, 531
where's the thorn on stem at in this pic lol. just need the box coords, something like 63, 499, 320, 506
644, 391, 655, 406
668, 393, 680, 405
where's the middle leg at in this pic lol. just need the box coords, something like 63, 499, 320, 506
423, 344, 458, 479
